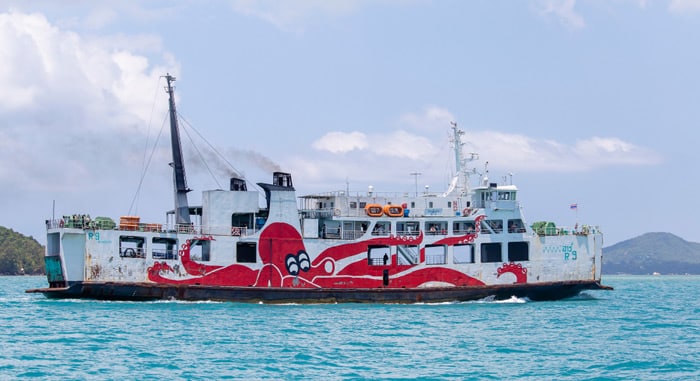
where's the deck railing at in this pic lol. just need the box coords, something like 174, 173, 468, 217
46, 219, 257, 237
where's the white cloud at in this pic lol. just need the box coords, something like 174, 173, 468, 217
229, 0, 425, 32
372, 130, 436, 160
535, 0, 586, 29
669, 0, 700, 13
399, 106, 455, 132
230, 0, 363, 32
312, 129, 436, 160
470, 131, 661, 172
312, 131, 369, 153
0, 10, 179, 192
298, 107, 661, 193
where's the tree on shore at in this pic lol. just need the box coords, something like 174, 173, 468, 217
0, 226, 44, 275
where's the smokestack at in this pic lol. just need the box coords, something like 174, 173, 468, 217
230, 177, 247, 191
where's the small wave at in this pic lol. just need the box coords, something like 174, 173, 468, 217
565, 292, 599, 301
466, 295, 529, 304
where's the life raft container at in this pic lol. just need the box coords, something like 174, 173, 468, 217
383, 205, 404, 217
365, 204, 383, 217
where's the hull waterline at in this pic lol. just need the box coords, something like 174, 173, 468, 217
27, 281, 612, 303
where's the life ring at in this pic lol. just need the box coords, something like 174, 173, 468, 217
462, 208, 471, 216
231, 227, 241, 236
333, 208, 341, 216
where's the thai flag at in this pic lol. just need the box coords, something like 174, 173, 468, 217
570, 204, 578, 210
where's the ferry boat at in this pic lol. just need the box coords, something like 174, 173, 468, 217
27, 75, 611, 303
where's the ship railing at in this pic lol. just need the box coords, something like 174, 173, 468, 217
396, 229, 421, 237
341, 229, 364, 240
152, 250, 178, 260
119, 247, 146, 258
532, 224, 602, 236
426, 254, 447, 265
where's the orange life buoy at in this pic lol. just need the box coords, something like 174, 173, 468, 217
365, 204, 383, 217
383, 204, 404, 217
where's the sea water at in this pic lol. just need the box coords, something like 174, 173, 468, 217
1, 276, 698, 380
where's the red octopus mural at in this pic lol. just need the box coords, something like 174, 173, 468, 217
148, 219, 487, 288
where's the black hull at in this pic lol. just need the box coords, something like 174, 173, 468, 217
26, 281, 612, 303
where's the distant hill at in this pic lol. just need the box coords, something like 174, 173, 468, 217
0, 226, 44, 275
603, 232, 700, 275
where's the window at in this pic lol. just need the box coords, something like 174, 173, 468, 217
453, 221, 475, 235
397, 221, 420, 236
236, 242, 257, 263
344, 221, 367, 239
425, 245, 446, 265
350, 202, 357, 209
481, 219, 503, 234
454, 244, 475, 264
47, 232, 60, 256
371, 221, 391, 236
481, 242, 502, 263
427, 221, 447, 235
359, 202, 367, 209
508, 242, 529, 262
190, 239, 211, 262
397, 245, 419, 265
368, 245, 391, 266
498, 192, 511, 200
152, 237, 177, 260
120, 236, 145, 258
508, 219, 526, 233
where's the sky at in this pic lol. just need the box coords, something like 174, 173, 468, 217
1, 0, 699, 246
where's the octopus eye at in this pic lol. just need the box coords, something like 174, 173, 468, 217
285, 253, 299, 275
297, 251, 310, 272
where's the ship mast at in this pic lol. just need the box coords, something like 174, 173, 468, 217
165, 74, 191, 225
450, 121, 478, 196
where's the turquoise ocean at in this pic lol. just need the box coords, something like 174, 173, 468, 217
1, 276, 698, 380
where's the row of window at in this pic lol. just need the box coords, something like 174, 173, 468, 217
368, 241, 529, 266
118, 237, 528, 266
118, 236, 256, 263
322, 219, 526, 239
